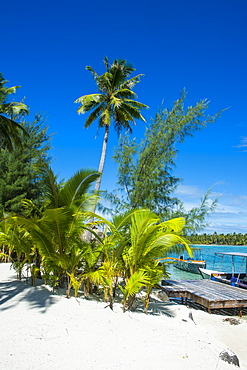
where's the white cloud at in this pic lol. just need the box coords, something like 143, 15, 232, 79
204, 212, 247, 234
175, 185, 204, 197
216, 194, 247, 213
234, 136, 247, 152
174, 184, 247, 234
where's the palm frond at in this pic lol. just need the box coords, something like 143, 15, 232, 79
161, 217, 186, 233
59, 169, 100, 207
40, 208, 73, 255
103, 56, 109, 69
124, 99, 149, 110
85, 66, 99, 79
142, 265, 164, 286
4, 102, 29, 116
120, 270, 148, 298
120, 74, 144, 90
99, 108, 111, 126
113, 109, 135, 134
114, 89, 137, 99
34, 161, 60, 208
10, 216, 56, 258
74, 93, 102, 106
4, 86, 20, 96
151, 233, 192, 257
85, 104, 105, 128
0, 115, 28, 150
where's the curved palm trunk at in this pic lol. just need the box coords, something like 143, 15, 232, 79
95, 125, 109, 193
85, 125, 109, 241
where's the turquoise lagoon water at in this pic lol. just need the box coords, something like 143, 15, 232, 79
167, 245, 247, 280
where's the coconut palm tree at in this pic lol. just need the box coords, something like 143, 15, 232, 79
74, 57, 148, 193
0, 73, 29, 151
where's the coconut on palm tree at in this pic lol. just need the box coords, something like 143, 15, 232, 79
74, 57, 149, 193
0, 73, 29, 151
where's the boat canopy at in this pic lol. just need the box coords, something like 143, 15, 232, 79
215, 252, 247, 258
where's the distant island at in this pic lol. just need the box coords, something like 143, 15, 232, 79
189, 232, 247, 246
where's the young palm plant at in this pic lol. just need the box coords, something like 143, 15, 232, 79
120, 209, 192, 311
88, 209, 191, 312
10, 163, 100, 292
0, 219, 33, 281
84, 210, 135, 308
79, 241, 104, 298
141, 263, 164, 314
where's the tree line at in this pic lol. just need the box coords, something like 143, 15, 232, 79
189, 232, 247, 246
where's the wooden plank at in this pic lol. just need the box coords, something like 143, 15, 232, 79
184, 281, 245, 302
197, 281, 247, 301
161, 279, 247, 311
167, 280, 247, 300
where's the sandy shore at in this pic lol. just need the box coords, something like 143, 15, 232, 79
0, 263, 246, 369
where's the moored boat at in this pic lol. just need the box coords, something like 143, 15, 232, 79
198, 268, 226, 279
198, 252, 247, 288
174, 257, 206, 274
157, 249, 206, 275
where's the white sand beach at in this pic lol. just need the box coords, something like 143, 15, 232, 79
0, 263, 246, 370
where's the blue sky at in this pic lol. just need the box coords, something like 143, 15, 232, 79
2, 0, 247, 234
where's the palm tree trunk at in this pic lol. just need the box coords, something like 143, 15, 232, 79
1, 243, 6, 262
66, 275, 72, 298
84, 124, 109, 240
94, 125, 109, 193
83, 125, 109, 243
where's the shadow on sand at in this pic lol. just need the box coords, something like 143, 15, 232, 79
0, 280, 59, 313
132, 297, 177, 318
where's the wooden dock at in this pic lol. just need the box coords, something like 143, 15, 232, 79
161, 279, 247, 313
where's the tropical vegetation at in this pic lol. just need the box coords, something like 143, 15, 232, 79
0, 63, 229, 313
0, 163, 191, 312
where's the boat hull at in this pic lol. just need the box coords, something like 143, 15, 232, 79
174, 260, 206, 274
198, 268, 247, 289
198, 268, 224, 279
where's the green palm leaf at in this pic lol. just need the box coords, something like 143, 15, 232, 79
34, 161, 60, 208
120, 270, 148, 299
114, 89, 137, 99
0, 73, 29, 151
161, 217, 186, 233
10, 216, 55, 258
84, 104, 105, 127
59, 169, 100, 207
